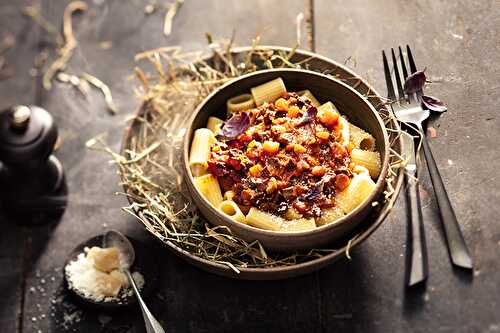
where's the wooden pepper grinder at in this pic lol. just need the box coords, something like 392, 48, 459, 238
0, 105, 66, 223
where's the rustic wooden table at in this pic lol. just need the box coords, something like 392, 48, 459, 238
1, 0, 499, 332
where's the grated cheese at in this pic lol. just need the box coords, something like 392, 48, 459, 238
65, 247, 145, 302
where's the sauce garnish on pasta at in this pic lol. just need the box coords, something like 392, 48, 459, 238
207, 92, 354, 218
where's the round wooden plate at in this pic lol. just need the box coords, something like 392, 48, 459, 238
121, 46, 404, 280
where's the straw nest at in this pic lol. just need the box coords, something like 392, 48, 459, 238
89, 39, 404, 272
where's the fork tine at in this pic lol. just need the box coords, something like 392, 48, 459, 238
406, 45, 417, 73
406, 45, 423, 98
382, 50, 396, 101
398, 46, 415, 102
399, 46, 409, 79
391, 48, 404, 101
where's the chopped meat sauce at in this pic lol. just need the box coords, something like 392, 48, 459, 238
207, 92, 352, 218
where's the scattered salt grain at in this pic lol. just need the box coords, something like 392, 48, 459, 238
62, 309, 83, 328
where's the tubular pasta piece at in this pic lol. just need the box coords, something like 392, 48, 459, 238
223, 190, 235, 201
219, 200, 246, 223
339, 117, 350, 146
284, 207, 302, 220
245, 207, 284, 231
226, 93, 255, 114
207, 116, 224, 134
335, 171, 376, 214
194, 174, 223, 208
297, 89, 321, 107
189, 128, 215, 176
348, 123, 376, 151
316, 206, 345, 227
281, 218, 316, 231
351, 148, 381, 178
251, 78, 286, 106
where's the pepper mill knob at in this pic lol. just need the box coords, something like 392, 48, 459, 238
11, 105, 31, 130
0, 105, 66, 223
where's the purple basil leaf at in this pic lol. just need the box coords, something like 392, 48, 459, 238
218, 112, 250, 139
403, 69, 427, 94
304, 178, 325, 201
296, 105, 317, 126
421, 95, 447, 113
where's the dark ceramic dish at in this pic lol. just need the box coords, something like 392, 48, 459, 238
182, 69, 390, 251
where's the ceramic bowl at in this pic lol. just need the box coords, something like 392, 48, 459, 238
183, 68, 390, 251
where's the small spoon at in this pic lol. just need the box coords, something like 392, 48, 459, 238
104, 230, 165, 333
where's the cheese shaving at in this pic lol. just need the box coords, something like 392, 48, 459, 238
65, 247, 145, 302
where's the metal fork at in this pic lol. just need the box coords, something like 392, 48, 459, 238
383, 46, 473, 270
383, 48, 428, 286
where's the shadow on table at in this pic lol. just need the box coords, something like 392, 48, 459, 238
0, 178, 68, 306
49, 281, 147, 333
144, 245, 368, 333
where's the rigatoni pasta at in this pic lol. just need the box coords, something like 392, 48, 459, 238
226, 94, 255, 114
250, 78, 286, 106
219, 200, 246, 223
189, 77, 382, 233
189, 128, 215, 176
297, 89, 321, 107
207, 116, 224, 134
350, 148, 381, 178
246, 207, 283, 231
316, 206, 345, 227
223, 190, 236, 201
281, 218, 316, 232
284, 207, 302, 220
339, 117, 350, 147
349, 123, 376, 151
335, 166, 376, 214
194, 174, 223, 208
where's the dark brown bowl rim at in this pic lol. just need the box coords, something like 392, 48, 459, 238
182, 68, 390, 239
121, 45, 404, 279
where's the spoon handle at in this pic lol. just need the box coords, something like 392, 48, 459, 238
418, 124, 473, 269
126, 270, 165, 333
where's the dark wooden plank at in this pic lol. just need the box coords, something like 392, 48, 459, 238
0, 218, 25, 333
19, 1, 320, 332
0, 0, 43, 332
315, 0, 500, 331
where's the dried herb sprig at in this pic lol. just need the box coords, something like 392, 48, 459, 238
43, 1, 87, 90
163, 0, 184, 36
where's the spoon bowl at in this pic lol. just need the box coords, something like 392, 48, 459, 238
104, 230, 135, 270
104, 230, 165, 333
63, 234, 159, 311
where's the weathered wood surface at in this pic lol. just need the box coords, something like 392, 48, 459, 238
0, 0, 499, 332
315, 0, 500, 331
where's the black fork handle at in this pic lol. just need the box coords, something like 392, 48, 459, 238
406, 172, 429, 286
418, 125, 473, 269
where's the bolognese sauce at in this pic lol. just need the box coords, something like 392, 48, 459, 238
207, 92, 354, 218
